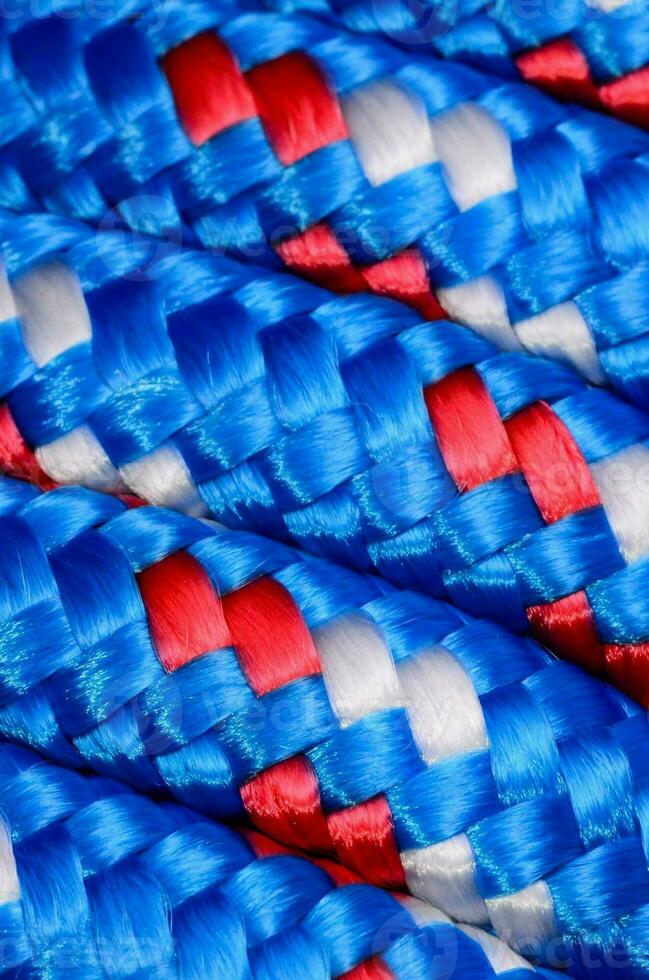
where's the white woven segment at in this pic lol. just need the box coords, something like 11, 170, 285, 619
591, 443, 649, 563
314, 614, 401, 726
588, 0, 630, 12
13, 261, 91, 367
437, 277, 522, 351
397, 647, 489, 764
342, 79, 437, 187
407, 896, 538, 973
0, 266, 17, 322
402, 833, 489, 926
402, 895, 453, 925
120, 445, 208, 516
487, 881, 557, 959
0, 819, 19, 905
514, 302, 606, 385
36, 427, 126, 492
460, 924, 535, 973
430, 103, 517, 212
400, 897, 539, 972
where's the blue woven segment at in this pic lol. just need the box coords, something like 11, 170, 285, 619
4, 7, 649, 408
0, 739, 565, 977
221, 676, 336, 776
0, 477, 645, 973
319, 0, 649, 83
308, 708, 425, 807
588, 556, 649, 643
388, 750, 500, 848
4, 216, 649, 667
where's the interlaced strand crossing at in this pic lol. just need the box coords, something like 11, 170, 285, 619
2, 6, 649, 979
4, 0, 649, 126
0, 476, 646, 975
0, 741, 552, 978
300, 0, 649, 128
1, 218, 649, 699
3, 8, 649, 404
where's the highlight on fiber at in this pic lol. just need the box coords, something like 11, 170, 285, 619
0, 739, 556, 977
3, 7, 649, 408
0, 476, 647, 974
1, 215, 649, 702
1, 2, 649, 977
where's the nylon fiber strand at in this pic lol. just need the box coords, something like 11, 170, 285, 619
1, 215, 649, 701
0, 739, 555, 978
2, 8, 649, 405
0, 475, 646, 975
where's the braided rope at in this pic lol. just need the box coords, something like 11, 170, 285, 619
1, 218, 649, 699
0, 741, 551, 978
515, 37, 649, 128
0, 475, 646, 973
3, 9, 649, 405
315, 0, 649, 131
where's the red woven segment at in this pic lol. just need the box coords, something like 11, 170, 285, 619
327, 796, 407, 890
222, 576, 321, 695
0, 403, 57, 491
342, 960, 395, 980
361, 251, 446, 320
600, 67, 649, 128
137, 551, 230, 672
276, 224, 368, 293
527, 591, 606, 677
604, 642, 649, 707
505, 402, 601, 523
246, 51, 348, 165
277, 227, 445, 318
516, 39, 649, 128
424, 368, 518, 491
241, 755, 332, 852
162, 32, 255, 145
515, 39, 601, 108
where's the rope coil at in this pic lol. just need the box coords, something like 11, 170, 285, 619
314, 0, 649, 128
0, 5, 648, 977
0, 739, 552, 977
0, 476, 646, 973
2, 9, 649, 405
1, 218, 649, 699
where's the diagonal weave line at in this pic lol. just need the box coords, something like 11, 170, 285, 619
0, 475, 644, 972
1, 215, 649, 700
0, 740, 552, 977
2, 7, 649, 406
297, 0, 649, 130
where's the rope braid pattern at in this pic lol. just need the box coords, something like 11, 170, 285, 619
4, 0, 649, 128
313, 0, 649, 129
2, 220, 649, 700
4, 10, 649, 406
0, 741, 550, 978
0, 475, 647, 975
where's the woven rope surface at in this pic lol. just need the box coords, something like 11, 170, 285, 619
0, 7, 646, 979
1, 217, 649, 700
0, 475, 647, 974
0, 739, 554, 977
2, 8, 649, 404
304, 0, 649, 128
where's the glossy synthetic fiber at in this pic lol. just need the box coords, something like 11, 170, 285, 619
4, 9, 649, 406
316, 0, 649, 128
2, 217, 649, 700
0, 740, 550, 978
3, 0, 649, 125
0, 475, 647, 976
